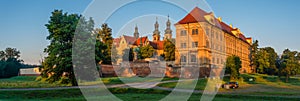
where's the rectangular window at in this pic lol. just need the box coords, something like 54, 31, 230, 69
192, 42, 198, 48
191, 54, 197, 62
181, 56, 187, 62
180, 30, 187, 36
181, 43, 187, 48
192, 29, 198, 35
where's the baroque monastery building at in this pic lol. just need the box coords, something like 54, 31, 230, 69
175, 7, 252, 73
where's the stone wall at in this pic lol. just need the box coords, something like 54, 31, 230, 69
100, 63, 219, 78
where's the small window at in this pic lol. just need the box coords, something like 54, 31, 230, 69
192, 42, 198, 48
181, 43, 187, 48
191, 54, 197, 62
181, 30, 187, 36
192, 29, 198, 35
181, 56, 187, 62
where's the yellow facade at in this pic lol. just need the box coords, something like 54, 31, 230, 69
175, 7, 252, 73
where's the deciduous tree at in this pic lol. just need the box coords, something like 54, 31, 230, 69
225, 55, 242, 80
95, 24, 113, 64
277, 49, 300, 82
140, 45, 155, 59
163, 39, 175, 61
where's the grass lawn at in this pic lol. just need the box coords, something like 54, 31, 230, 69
0, 88, 298, 101
0, 76, 178, 88
0, 76, 69, 88
79, 76, 178, 86
157, 78, 209, 90
1, 75, 300, 100
157, 74, 300, 96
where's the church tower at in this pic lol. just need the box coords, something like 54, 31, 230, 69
153, 17, 160, 42
164, 15, 172, 40
134, 25, 139, 39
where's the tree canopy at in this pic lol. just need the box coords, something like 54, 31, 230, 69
140, 45, 155, 59
42, 10, 81, 85
225, 55, 242, 80
0, 48, 23, 78
277, 49, 300, 82
41, 10, 112, 85
94, 23, 114, 64
162, 39, 175, 61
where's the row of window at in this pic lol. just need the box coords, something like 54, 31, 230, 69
180, 29, 224, 43
180, 55, 197, 63
205, 28, 223, 41
180, 55, 224, 64
180, 29, 199, 36
180, 42, 199, 48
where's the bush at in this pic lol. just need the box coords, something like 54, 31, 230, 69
0, 59, 21, 78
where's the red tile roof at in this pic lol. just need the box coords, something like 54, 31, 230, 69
239, 34, 246, 41
219, 21, 234, 34
134, 37, 148, 46
177, 7, 252, 44
123, 35, 136, 45
177, 7, 211, 24
113, 38, 121, 47
149, 41, 164, 50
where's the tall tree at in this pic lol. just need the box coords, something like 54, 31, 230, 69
0, 47, 23, 78
95, 23, 113, 64
225, 55, 242, 80
163, 39, 175, 61
73, 17, 106, 81
42, 10, 80, 85
0, 48, 21, 61
250, 40, 259, 73
140, 45, 155, 59
256, 49, 270, 74
261, 47, 278, 75
278, 49, 300, 82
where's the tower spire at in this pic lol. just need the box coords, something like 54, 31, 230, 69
153, 17, 160, 42
134, 24, 139, 39
164, 15, 172, 40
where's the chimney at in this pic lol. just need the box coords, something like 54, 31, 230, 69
229, 24, 233, 28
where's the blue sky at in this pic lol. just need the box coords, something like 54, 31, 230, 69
0, 0, 300, 64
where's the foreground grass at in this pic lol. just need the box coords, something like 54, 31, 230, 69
0, 76, 69, 88
157, 74, 300, 96
0, 88, 298, 101
157, 78, 208, 90
0, 76, 178, 88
